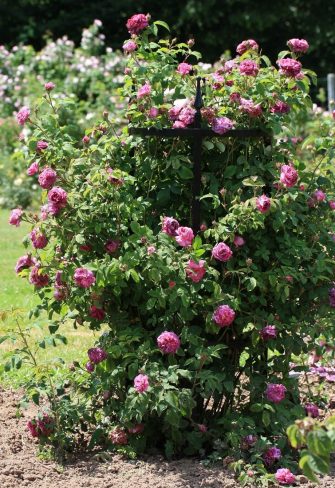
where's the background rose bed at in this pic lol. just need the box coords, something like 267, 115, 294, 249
2, 12, 335, 488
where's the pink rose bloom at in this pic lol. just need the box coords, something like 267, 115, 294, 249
162, 217, 179, 236
230, 92, 241, 103
110, 427, 128, 445
30, 228, 48, 249
40, 204, 49, 221
168, 106, 182, 121
178, 106, 196, 126
287, 38, 309, 53
29, 266, 49, 288
89, 306, 105, 320
212, 116, 234, 135
123, 40, 137, 53
277, 58, 302, 77
265, 383, 286, 403
313, 189, 326, 201
275, 468, 296, 485
27, 414, 54, 438
236, 39, 259, 55
173, 120, 186, 129
157, 331, 180, 354
88, 347, 107, 364
243, 434, 257, 447
36, 140, 48, 152
329, 200, 335, 210
223, 59, 237, 73
38, 167, 57, 189
212, 242, 233, 262
137, 82, 151, 99
197, 424, 208, 433
148, 107, 159, 118
107, 168, 124, 186
82, 135, 90, 144
128, 424, 144, 434
239, 98, 262, 117
9, 208, 23, 226
27, 161, 39, 176
186, 259, 206, 283
271, 101, 290, 114
147, 245, 156, 255
44, 82, 55, 91
280, 164, 298, 187
260, 325, 277, 341
233, 235, 245, 247
86, 361, 95, 373
169, 281, 176, 288
47, 186, 67, 214
177, 62, 192, 75
134, 374, 149, 393
305, 403, 319, 418
74, 268, 96, 288
239, 60, 259, 76
15, 254, 37, 274
105, 240, 120, 253
263, 447, 281, 466
175, 226, 194, 247
16, 106, 30, 125
126, 13, 149, 35
212, 305, 235, 327
256, 194, 271, 213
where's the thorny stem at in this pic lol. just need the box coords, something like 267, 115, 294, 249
15, 318, 38, 367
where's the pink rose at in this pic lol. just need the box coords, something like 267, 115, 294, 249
137, 82, 151, 99
256, 194, 271, 213
236, 39, 259, 55
15, 254, 37, 274
260, 325, 277, 341
126, 13, 149, 35
175, 226, 194, 247
329, 200, 335, 210
197, 424, 208, 433
38, 167, 57, 189
29, 266, 49, 288
86, 361, 95, 373
239, 60, 259, 76
265, 383, 286, 403
148, 107, 159, 118
233, 235, 245, 247
263, 447, 281, 466
239, 98, 262, 117
9, 208, 23, 226
44, 82, 55, 91
74, 268, 96, 288
212, 242, 233, 262
88, 347, 107, 364
212, 117, 234, 135
123, 40, 137, 53
223, 60, 237, 73
177, 62, 192, 75
82, 135, 90, 144
16, 106, 30, 125
313, 189, 326, 201
287, 38, 309, 53
280, 164, 298, 187
30, 228, 48, 249
186, 259, 206, 283
178, 106, 196, 126
162, 217, 179, 236
134, 374, 149, 393
27, 161, 39, 176
305, 403, 319, 418
105, 240, 120, 253
89, 306, 105, 321
212, 305, 235, 327
128, 424, 144, 434
157, 331, 180, 354
47, 186, 67, 214
275, 468, 296, 485
147, 245, 156, 255
277, 58, 302, 77
36, 140, 48, 152
110, 427, 128, 445
270, 101, 290, 114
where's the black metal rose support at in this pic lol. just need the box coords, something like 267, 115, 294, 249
129, 77, 272, 233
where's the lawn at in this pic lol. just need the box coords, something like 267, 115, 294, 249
0, 209, 98, 386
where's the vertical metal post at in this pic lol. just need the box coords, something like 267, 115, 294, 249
191, 77, 204, 233
327, 74, 335, 112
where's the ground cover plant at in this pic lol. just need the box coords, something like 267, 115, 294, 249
3, 12, 335, 486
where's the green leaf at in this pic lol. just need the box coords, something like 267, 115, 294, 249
129, 269, 140, 283
154, 20, 170, 31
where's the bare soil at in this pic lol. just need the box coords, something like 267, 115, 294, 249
1, 387, 335, 488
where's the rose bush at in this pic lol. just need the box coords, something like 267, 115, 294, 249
9, 13, 335, 480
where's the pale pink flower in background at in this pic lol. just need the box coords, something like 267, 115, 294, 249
27, 161, 39, 176
147, 245, 156, 255
16, 106, 30, 125
233, 235, 245, 247
137, 82, 151, 99
134, 374, 149, 393
123, 40, 137, 53
82, 135, 90, 144
175, 226, 194, 247
223, 59, 237, 73
329, 200, 335, 210
148, 107, 159, 118
186, 259, 206, 283
239, 98, 262, 117
236, 39, 259, 55
256, 194, 271, 213
313, 189, 326, 201
177, 62, 192, 75
44, 82, 55, 91
9, 208, 23, 226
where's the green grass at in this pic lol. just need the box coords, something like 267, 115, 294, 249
0, 209, 98, 387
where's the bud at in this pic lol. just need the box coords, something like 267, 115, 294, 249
103, 110, 109, 119
246, 258, 253, 266
187, 39, 195, 47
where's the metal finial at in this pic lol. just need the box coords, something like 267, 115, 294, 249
194, 77, 204, 128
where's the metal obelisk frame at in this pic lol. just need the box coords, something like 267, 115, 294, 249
129, 77, 271, 233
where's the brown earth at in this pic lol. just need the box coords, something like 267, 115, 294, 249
1, 387, 335, 488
